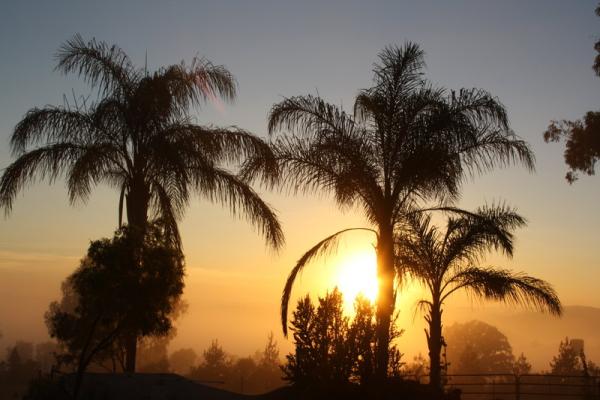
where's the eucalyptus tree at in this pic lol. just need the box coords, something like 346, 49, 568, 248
257, 43, 535, 380
395, 205, 561, 389
46, 223, 185, 397
0, 35, 283, 371
543, 4, 600, 183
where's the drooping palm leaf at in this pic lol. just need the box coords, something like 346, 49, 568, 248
11, 107, 99, 155
191, 165, 284, 250
1, 143, 89, 212
443, 267, 561, 315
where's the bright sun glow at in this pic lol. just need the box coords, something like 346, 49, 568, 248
337, 250, 379, 309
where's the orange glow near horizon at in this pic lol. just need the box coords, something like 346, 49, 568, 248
336, 250, 379, 310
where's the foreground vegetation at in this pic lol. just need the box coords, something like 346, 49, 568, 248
4, 317, 599, 399
260, 42, 535, 382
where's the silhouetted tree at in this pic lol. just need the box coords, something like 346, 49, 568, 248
550, 337, 585, 375
12, 341, 34, 363
232, 357, 256, 393
45, 222, 184, 397
283, 290, 351, 386
253, 332, 282, 391
396, 205, 561, 389
402, 353, 428, 382
348, 296, 378, 384
257, 43, 534, 379
283, 290, 401, 387
544, 4, 600, 183
445, 321, 515, 375
0, 35, 283, 371
169, 348, 197, 375
6, 347, 22, 378
513, 353, 532, 376
185, 336, 283, 394
2, 343, 40, 400
136, 335, 170, 373
588, 361, 600, 377
594, 4, 600, 75
28, 341, 59, 376
189, 339, 231, 384
203, 340, 229, 371
260, 332, 280, 368
544, 112, 600, 183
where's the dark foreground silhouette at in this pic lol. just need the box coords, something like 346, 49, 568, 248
25, 373, 455, 400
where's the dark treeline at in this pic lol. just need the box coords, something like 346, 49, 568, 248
187, 334, 282, 394
0, 334, 282, 399
2, 314, 599, 399
0, 341, 58, 400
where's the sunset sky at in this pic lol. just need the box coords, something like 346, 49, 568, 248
1, 0, 599, 368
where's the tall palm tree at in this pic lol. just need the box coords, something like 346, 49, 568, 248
254, 43, 535, 380
0, 35, 283, 371
395, 205, 561, 389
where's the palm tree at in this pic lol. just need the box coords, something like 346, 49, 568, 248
0, 35, 283, 372
255, 43, 535, 380
395, 205, 561, 389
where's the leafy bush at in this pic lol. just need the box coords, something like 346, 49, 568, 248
282, 289, 403, 387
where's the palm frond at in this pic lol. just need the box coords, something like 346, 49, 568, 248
6, 36, 280, 265
353, 91, 383, 124
444, 267, 562, 316
268, 135, 383, 224
187, 57, 237, 103
395, 211, 444, 283
118, 183, 126, 227
371, 43, 426, 96
67, 143, 126, 204
441, 203, 526, 267
164, 123, 276, 168
191, 166, 284, 250
268, 95, 356, 139
443, 89, 535, 176
0, 143, 85, 212
11, 107, 97, 155
458, 129, 536, 176
55, 34, 136, 97
151, 183, 183, 249
149, 169, 190, 223
158, 57, 237, 113
413, 299, 433, 320
448, 88, 509, 130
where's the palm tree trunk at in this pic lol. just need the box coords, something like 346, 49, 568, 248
427, 298, 443, 390
126, 181, 150, 236
375, 224, 395, 381
123, 181, 150, 373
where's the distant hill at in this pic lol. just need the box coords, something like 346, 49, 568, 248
444, 305, 600, 371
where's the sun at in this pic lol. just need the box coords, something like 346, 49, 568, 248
336, 250, 379, 309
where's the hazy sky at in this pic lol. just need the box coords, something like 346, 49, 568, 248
1, 1, 599, 365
